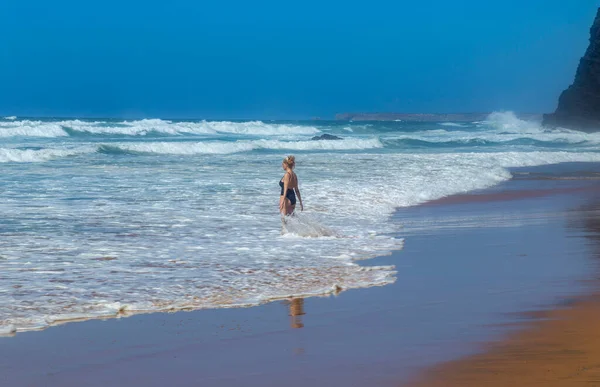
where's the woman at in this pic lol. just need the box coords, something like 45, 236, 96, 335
279, 155, 303, 216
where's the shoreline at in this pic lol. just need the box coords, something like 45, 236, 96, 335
2, 163, 600, 386
410, 169, 600, 386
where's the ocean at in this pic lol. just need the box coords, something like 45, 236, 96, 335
2, 111, 600, 335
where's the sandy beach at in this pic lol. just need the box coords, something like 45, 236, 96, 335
411, 167, 600, 386
2, 163, 600, 387
4, 1, 599, 385
412, 295, 600, 386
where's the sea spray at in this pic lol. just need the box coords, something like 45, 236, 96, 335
281, 213, 339, 238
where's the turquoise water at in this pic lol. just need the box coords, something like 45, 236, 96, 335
2, 111, 600, 335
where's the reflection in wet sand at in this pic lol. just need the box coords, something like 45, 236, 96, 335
283, 298, 305, 329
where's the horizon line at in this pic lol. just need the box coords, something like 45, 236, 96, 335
1, 111, 546, 121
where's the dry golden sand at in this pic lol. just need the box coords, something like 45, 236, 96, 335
412, 295, 600, 386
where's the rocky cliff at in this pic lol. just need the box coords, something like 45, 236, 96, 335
543, 8, 600, 131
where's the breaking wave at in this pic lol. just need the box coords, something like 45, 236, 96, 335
98, 138, 383, 155
0, 147, 92, 163
0, 119, 321, 138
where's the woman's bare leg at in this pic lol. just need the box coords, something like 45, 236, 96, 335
283, 198, 293, 216
281, 199, 294, 217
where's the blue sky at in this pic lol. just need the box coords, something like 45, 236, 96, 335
0, 1, 597, 119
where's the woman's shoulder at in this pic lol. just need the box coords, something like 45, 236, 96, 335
284, 171, 298, 180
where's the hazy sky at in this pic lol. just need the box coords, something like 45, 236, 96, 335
1, 1, 597, 119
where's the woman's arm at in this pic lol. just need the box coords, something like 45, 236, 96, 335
295, 181, 303, 211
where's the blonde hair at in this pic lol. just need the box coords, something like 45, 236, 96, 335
283, 155, 296, 169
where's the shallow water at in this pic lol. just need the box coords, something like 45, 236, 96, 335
2, 112, 600, 333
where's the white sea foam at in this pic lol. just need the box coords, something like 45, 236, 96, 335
3, 114, 600, 334
256, 138, 382, 150
484, 111, 537, 130
0, 120, 68, 137
0, 325, 16, 337
198, 120, 320, 136
102, 141, 257, 155
3, 148, 600, 333
3, 116, 17, 120
439, 122, 467, 127
282, 213, 339, 237
102, 138, 383, 155
384, 112, 600, 146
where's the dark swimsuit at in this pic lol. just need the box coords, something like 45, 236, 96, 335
279, 176, 297, 206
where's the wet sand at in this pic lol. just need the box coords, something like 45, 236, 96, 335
2, 163, 600, 387
412, 295, 600, 386
412, 170, 600, 387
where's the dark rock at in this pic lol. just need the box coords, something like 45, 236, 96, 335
543, 8, 600, 131
311, 134, 343, 140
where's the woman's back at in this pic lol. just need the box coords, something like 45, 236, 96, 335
286, 171, 298, 189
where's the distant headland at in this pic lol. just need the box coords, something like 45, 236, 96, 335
335, 112, 541, 122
